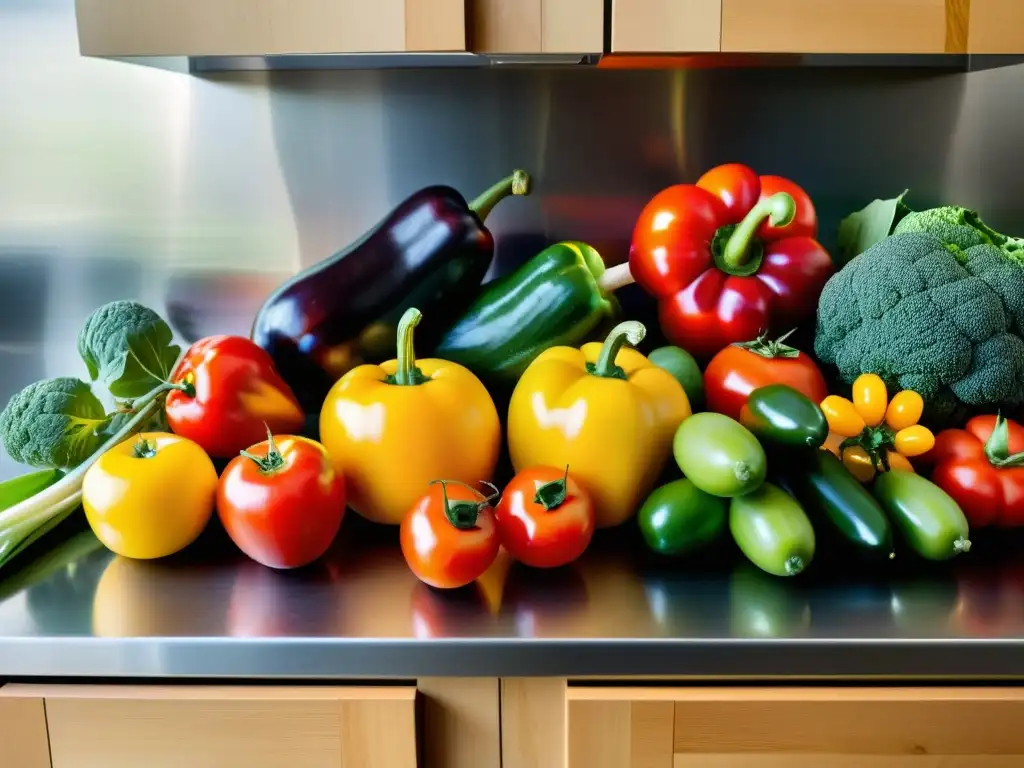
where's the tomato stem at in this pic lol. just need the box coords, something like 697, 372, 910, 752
533, 465, 569, 511
589, 321, 646, 379
983, 413, 1024, 468
720, 192, 796, 273
734, 329, 800, 359
431, 479, 499, 531
240, 425, 286, 474
388, 307, 430, 387
132, 438, 157, 459
839, 424, 896, 473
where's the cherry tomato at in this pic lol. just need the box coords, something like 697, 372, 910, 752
820, 395, 866, 438
851, 373, 888, 427
885, 390, 924, 431
166, 335, 305, 458
83, 432, 217, 559
217, 433, 345, 569
494, 466, 595, 568
703, 338, 828, 421
400, 480, 499, 589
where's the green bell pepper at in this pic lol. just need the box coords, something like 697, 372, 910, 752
432, 241, 621, 387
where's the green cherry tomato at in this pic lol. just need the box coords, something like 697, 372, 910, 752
740, 383, 828, 449
729, 482, 816, 577
637, 479, 727, 556
673, 412, 767, 497
649, 346, 704, 412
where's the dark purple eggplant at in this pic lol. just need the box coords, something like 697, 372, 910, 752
250, 169, 530, 412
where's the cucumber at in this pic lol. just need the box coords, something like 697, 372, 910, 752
775, 449, 895, 560
740, 384, 828, 449
872, 470, 971, 561
729, 482, 816, 577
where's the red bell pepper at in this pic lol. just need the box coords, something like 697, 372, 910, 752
928, 414, 1024, 528
165, 335, 305, 458
622, 163, 833, 359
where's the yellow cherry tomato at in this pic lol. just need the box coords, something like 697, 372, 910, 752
822, 431, 844, 457
840, 445, 876, 482
885, 451, 915, 473
820, 395, 866, 437
852, 373, 888, 427
893, 425, 935, 457
885, 390, 924, 431
83, 432, 217, 559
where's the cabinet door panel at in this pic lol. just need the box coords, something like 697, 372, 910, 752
969, 0, 1024, 53
721, 0, 966, 53
471, 0, 603, 53
568, 687, 1024, 768
0, 689, 50, 768
3, 684, 418, 768
74, 0, 466, 56
611, 0, 722, 53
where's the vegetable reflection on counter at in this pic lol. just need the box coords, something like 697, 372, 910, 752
320, 307, 501, 526
251, 169, 531, 412
507, 320, 691, 529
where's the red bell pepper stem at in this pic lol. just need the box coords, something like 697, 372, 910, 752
591, 321, 646, 379
392, 307, 426, 387
983, 414, 1024, 468
721, 192, 797, 272
469, 170, 531, 221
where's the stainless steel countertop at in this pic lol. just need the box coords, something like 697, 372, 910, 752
1, 518, 1023, 680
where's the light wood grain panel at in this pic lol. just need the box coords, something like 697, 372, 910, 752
0, 688, 51, 768
75, 0, 465, 56
721, 0, 964, 53
502, 678, 568, 768
672, 687, 1024, 754
10, 684, 417, 768
567, 693, 675, 768
470, 0, 543, 52
612, 0, 722, 53
544, 0, 605, 52
419, 678, 500, 768
969, 0, 1024, 52
674, 758, 1024, 767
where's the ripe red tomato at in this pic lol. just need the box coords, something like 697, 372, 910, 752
494, 466, 595, 568
217, 433, 345, 569
928, 415, 1024, 528
703, 334, 828, 421
400, 480, 499, 589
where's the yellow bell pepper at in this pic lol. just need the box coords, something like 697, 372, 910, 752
319, 307, 501, 525
820, 373, 933, 483
507, 320, 690, 529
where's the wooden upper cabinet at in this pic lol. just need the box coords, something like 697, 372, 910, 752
469, 0, 604, 53
721, 0, 969, 54
969, 0, 1024, 52
567, 686, 1024, 768
611, 0, 722, 52
74, 0, 467, 56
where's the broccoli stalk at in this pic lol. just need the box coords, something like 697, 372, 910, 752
0, 384, 168, 565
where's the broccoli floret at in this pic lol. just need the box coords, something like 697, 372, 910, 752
0, 377, 107, 469
815, 231, 1024, 426
78, 300, 180, 399
895, 206, 1024, 267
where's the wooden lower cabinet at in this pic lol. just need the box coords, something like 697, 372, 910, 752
565, 686, 1024, 768
1, 684, 419, 768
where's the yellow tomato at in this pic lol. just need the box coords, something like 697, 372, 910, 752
894, 425, 935, 457
852, 373, 888, 427
820, 395, 865, 437
840, 445, 877, 482
885, 390, 924, 431
83, 432, 217, 559
886, 451, 915, 473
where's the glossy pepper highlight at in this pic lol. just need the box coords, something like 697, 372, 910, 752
319, 307, 501, 526
615, 163, 833, 360
507, 320, 691, 529
252, 170, 530, 412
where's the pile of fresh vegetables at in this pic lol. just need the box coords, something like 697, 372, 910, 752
2, 163, 1022, 586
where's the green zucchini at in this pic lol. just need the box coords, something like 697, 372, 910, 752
775, 449, 895, 560
729, 482, 815, 577
872, 470, 971, 561
740, 384, 827, 449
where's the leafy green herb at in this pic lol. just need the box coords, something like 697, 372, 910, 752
836, 190, 913, 265
77, 300, 181, 399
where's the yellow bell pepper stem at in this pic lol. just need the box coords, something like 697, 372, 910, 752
389, 307, 428, 387
590, 321, 647, 379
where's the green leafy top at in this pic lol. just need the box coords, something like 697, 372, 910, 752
0, 377, 107, 469
77, 300, 181, 399
835, 190, 913, 265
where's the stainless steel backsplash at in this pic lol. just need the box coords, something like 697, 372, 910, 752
2, 0, 1022, 479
